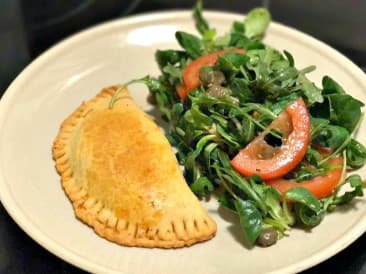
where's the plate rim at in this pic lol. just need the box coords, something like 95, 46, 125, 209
1, 9, 366, 274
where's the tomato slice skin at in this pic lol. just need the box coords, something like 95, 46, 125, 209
176, 83, 189, 100
266, 157, 344, 199
231, 98, 310, 180
178, 48, 245, 100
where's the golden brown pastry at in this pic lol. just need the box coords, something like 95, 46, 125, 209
52, 86, 217, 248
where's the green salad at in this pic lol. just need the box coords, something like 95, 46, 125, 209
111, 1, 366, 247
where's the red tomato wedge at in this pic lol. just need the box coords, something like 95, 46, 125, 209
177, 48, 245, 100
231, 98, 310, 180
266, 157, 344, 199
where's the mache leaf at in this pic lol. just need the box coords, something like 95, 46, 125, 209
328, 94, 364, 132
155, 50, 187, 69
285, 187, 324, 226
190, 176, 214, 197
193, 0, 210, 35
284, 187, 321, 212
175, 31, 205, 59
346, 139, 366, 168
322, 76, 346, 95
234, 199, 263, 245
244, 7, 271, 39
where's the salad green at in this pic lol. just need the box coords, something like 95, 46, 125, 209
112, 1, 366, 247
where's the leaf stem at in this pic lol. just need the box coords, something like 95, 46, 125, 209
108, 77, 148, 109
241, 112, 282, 139
221, 179, 241, 201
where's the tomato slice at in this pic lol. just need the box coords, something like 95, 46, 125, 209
312, 143, 334, 155
177, 48, 245, 100
231, 98, 310, 180
266, 157, 344, 199
176, 83, 189, 100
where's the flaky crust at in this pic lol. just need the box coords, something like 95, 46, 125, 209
52, 86, 216, 248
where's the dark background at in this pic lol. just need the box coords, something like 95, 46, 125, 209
1, 0, 366, 273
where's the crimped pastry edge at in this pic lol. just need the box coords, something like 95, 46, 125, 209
52, 86, 217, 248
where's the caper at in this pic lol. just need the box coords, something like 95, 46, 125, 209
147, 93, 157, 105
207, 84, 229, 98
199, 69, 226, 87
256, 228, 278, 247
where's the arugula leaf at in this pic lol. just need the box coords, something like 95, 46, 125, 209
229, 78, 253, 102
305, 147, 322, 166
237, 48, 324, 104
216, 52, 248, 79
331, 175, 364, 206
270, 93, 298, 115
162, 64, 182, 83
297, 74, 324, 104
216, 123, 242, 148
143, 76, 179, 120
217, 167, 268, 214
183, 105, 212, 130
323, 174, 365, 212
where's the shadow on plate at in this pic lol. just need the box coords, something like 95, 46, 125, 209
216, 205, 256, 249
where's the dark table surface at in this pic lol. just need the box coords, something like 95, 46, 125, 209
1, 0, 366, 273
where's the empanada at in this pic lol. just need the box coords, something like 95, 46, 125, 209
52, 86, 217, 248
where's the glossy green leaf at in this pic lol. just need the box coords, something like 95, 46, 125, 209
244, 8, 271, 39
190, 176, 214, 197
346, 139, 366, 168
175, 31, 204, 59
234, 199, 263, 245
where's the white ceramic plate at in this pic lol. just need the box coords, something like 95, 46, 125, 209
1, 10, 366, 274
